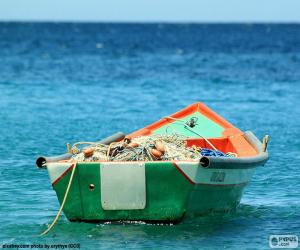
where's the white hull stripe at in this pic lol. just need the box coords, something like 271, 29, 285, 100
173, 162, 255, 185
47, 161, 255, 187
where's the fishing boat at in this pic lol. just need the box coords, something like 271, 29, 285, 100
37, 103, 269, 224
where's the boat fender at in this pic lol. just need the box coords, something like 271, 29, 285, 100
199, 156, 210, 168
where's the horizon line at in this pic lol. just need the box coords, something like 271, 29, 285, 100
0, 20, 300, 25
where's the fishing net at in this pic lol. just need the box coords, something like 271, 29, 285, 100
71, 134, 201, 162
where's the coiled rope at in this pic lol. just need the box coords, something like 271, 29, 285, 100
40, 161, 77, 236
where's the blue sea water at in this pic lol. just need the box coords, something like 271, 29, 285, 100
0, 23, 299, 249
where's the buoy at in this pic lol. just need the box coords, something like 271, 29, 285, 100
127, 142, 139, 148
83, 148, 94, 158
155, 141, 165, 153
151, 149, 163, 159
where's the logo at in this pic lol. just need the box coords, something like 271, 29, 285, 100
269, 235, 298, 248
210, 172, 225, 182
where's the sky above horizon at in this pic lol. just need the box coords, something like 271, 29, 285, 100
0, 0, 300, 23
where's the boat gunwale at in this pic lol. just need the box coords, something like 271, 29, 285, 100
48, 130, 268, 188
52, 154, 268, 169
50, 130, 269, 170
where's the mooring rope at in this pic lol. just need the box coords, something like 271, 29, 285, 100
40, 161, 77, 236
164, 116, 218, 151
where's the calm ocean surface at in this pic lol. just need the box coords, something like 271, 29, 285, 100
0, 23, 299, 249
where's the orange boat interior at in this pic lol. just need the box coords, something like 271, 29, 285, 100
129, 103, 259, 157
186, 136, 257, 157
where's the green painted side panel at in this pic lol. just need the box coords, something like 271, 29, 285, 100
52, 163, 247, 221
187, 184, 246, 215
53, 162, 193, 221
143, 162, 193, 220
77, 163, 102, 219
153, 111, 224, 138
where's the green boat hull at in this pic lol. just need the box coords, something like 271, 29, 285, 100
48, 161, 252, 222
41, 104, 269, 222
